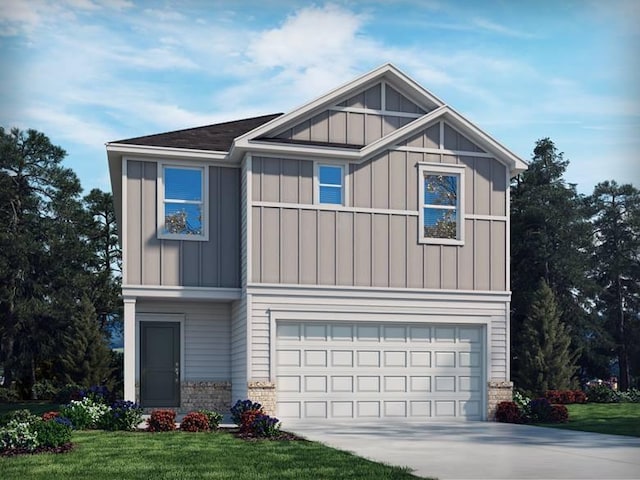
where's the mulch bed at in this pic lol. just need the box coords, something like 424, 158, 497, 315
225, 427, 306, 442
1, 442, 74, 457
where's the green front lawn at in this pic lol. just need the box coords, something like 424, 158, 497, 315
1, 430, 424, 480
538, 403, 640, 437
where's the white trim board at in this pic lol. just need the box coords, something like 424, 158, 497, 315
122, 284, 242, 300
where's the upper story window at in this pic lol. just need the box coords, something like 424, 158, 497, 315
317, 164, 344, 205
418, 164, 464, 245
158, 165, 208, 241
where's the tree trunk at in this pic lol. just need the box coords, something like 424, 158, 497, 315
617, 276, 630, 391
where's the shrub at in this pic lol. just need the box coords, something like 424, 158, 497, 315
0, 388, 20, 403
587, 384, 620, 403
0, 419, 40, 452
147, 409, 176, 432
549, 405, 569, 423
54, 384, 83, 404
61, 397, 111, 429
495, 401, 522, 423
99, 400, 143, 431
529, 398, 553, 422
180, 412, 210, 432
619, 388, 640, 403
198, 409, 223, 430
32, 379, 59, 401
239, 409, 263, 433
54, 417, 73, 428
513, 390, 531, 417
5, 409, 40, 424
572, 390, 587, 404
34, 419, 72, 448
231, 399, 264, 425
544, 390, 587, 404
250, 414, 281, 438
42, 411, 60, 422
79, 385, 113, 404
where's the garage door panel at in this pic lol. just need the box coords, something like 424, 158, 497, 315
357, 376, 380, 392
410, 351, 431, 367
276, 321, 484, 421
435, 376, 456, 392
357, 325, 380, 341
384, 376, 407, 392
357, 351, 380, 366
384, 326, 406, 341
331, 350, 353, 366
331, 325, 353, 340
305, 324, 327, 340
277, 350, 301, 366
384, 351, 407, 367
410, 326, 431, 342
435, 351, 456, 367
304, 350, 327, 366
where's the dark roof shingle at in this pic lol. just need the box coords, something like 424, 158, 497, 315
111, 113, 283, 151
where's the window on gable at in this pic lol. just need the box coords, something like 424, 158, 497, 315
159, 165, 207, 240
318, 164, 344, 205
418, 164, 464, 244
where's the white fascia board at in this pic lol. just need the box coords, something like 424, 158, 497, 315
236, 141, 361, 161
106, 143, 229, 162
122, 284, 242, 300
442, 107, 529, 174
360, 106, 448, 160
232, 63, 445, 151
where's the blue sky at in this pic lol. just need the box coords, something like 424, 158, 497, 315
1, 0, 638, 195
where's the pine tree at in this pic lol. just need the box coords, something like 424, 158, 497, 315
58, 296, 113, 387
510, 138, 594, 384
588, 181, 640, 390
516, 280, 580, 395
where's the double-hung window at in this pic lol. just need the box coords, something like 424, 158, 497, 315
159, 165, 208, 240
317, 164, 344, 205
418, 164, 464, 244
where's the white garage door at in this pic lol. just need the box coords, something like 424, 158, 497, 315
276, 322, 484, 421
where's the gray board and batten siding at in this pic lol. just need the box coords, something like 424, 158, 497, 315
125, 160, 240, 288
274, 83, 430, 146
251, 124, 508, 291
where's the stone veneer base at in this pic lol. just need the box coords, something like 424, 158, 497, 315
487, 380, 513, 420
247, 381, 276, 416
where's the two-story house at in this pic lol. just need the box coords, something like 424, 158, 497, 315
107, 64, 527, 422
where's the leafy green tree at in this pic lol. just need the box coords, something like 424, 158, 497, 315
588, 181, 640, 389
0, 127, 118, 397
510, 138, 593, 384
516, 280, 579, 394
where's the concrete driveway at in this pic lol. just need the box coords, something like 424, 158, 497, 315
286, 421, 640, 479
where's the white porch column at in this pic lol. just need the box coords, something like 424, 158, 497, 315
123, 297, 137, 402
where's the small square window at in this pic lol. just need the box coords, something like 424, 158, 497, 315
418, 165, 464, 244
318, 165, 344, 205
159, 165, 207, 240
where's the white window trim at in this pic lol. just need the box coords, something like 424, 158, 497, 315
314, 162, 349, 206
418, 162, 465, 245
157, 163, 209, 241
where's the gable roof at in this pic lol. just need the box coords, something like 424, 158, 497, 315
112, 113, 282, 152
230, 63, 528, 174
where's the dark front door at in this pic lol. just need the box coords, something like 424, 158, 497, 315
141, 322, 180, 407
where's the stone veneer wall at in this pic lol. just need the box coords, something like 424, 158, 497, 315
180, 381, 232, 414
247, 381, 276, 415
487, 380, 513, 420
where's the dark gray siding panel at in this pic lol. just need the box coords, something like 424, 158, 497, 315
125, 160, 240, 288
